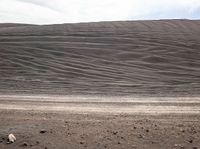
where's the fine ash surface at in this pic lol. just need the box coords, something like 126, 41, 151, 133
0, 20, 200, 96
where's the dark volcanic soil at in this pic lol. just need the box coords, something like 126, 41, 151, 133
0, 20, 200, 96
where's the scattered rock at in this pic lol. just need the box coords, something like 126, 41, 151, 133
138, 134, 143, 138
0, 137, 4, 143
188, 139, 193, 143
80, 142, 84, 145
174, 144, 184, 148
132, 145, 137, 148
190, 127, 197, 134
8, 134, 16, 143
40, 129, 47, 134
180, 129, 185, 133
22, 142, 28, 147
146, 129, 149, 133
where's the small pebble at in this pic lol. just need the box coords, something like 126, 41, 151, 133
188, 139, 193, 143
138, 134, 143, 138
40, 129, 47, 134
174, 144, 184, 148
22, 142, 28, 147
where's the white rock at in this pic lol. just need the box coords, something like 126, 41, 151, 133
8, 134, 16, 143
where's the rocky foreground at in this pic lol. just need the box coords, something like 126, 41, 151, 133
0, 109, 200, 149
0, 95, 200, 149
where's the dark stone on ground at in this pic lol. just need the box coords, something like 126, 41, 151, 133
22, 142, 28, 147
40, 129, 47, 134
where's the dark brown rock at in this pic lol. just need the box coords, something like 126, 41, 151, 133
22, 142, 28, 147
40, 129, 47, 134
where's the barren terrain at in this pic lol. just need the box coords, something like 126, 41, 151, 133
0, 20, 200, 149
0, 20, 200, 96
